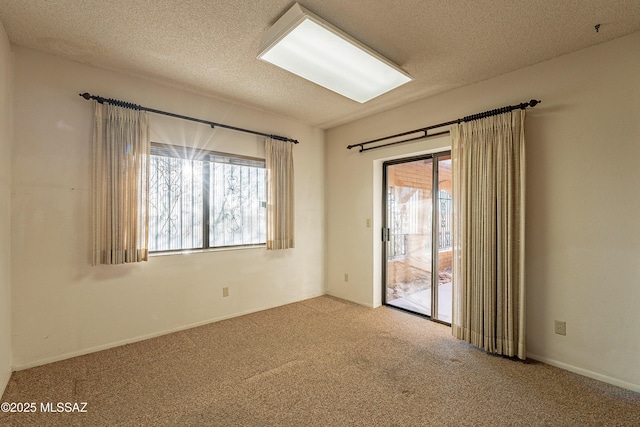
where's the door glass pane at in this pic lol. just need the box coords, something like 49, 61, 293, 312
435, 155, 452, 323
385, 159, 433, 316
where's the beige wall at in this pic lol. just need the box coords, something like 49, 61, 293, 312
0, 20, 12, 397
11, 48, 325, 368
326, 32, 640, 391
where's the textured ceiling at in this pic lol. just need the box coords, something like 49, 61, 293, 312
0, 0, 639, 129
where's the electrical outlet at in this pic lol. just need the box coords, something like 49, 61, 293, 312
344, 273, 349, 282
554, 320, 566, 336
366, 218, 372, 228
222, 287, 229, 297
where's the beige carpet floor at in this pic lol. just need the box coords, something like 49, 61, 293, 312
1, 295, 638, 426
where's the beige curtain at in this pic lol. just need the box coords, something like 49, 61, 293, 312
265, 138, 295, 250
451, 110, 526, 359
92, 101, 150, 265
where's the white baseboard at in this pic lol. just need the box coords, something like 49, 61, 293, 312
527, 352, 639, 393
12, 291, 326, 372
0, 368, 10, 398
325, 290, 373, 308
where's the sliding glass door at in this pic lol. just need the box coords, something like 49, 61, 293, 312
383, 153, 452, 324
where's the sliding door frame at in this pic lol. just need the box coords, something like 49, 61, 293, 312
382, 150, 451, 324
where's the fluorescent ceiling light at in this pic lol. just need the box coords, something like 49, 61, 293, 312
258, 3, 412, 103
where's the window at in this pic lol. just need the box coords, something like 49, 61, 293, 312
438, 189, 452, 250
149, 143, 266, 252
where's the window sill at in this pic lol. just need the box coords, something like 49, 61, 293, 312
150, 244, 266, 257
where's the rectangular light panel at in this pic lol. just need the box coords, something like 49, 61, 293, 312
258, 3, 412, 103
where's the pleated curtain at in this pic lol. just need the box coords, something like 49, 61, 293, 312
265, 138, 295, 250
451, 110, 526, 359
92, 101, 150, 265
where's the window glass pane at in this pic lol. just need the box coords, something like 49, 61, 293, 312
148, 143, 266, 253
209, 163, 266, 247
149, 155, 204, 251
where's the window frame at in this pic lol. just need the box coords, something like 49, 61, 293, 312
148, 142, 267, 255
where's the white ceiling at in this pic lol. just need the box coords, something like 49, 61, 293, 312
0, 0, 639, 129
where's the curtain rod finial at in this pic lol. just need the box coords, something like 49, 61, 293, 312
529, 99, 541, 108
80, 92, 92, 100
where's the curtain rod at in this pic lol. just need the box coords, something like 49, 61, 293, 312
79, 92, 299, 144
347, 99, 540, 153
